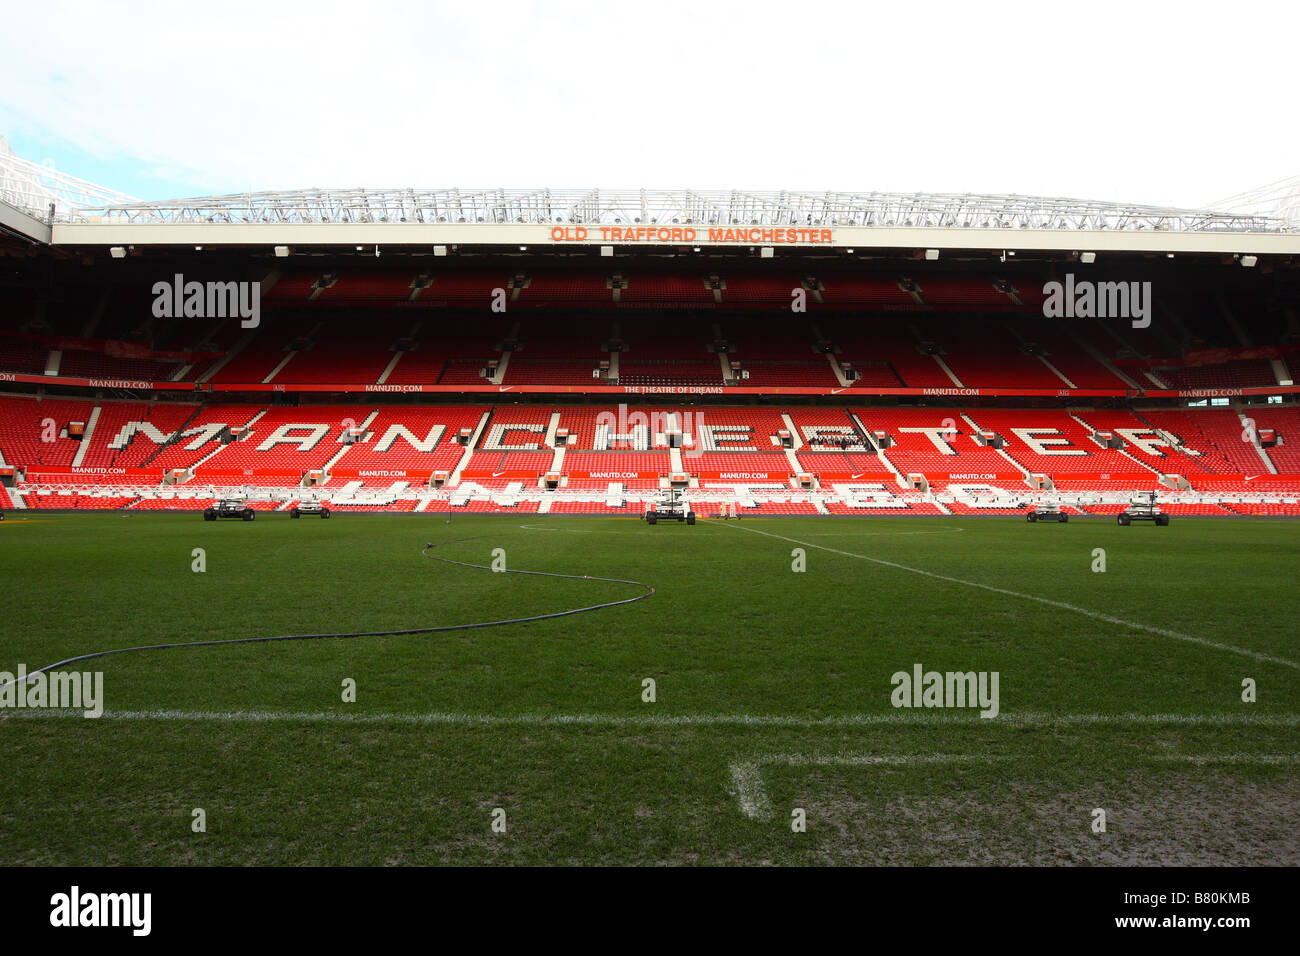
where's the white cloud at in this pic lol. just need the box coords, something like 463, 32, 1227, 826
1, 0, 1296, 206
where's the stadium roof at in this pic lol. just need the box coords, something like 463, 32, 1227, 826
0, 137, 137, 226
1213, 176, 1300, 229
2, 138, 1299, 256
47, 187, 1300, 233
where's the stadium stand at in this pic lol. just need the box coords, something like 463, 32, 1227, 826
0, 395, 98, 467
1003, 318, 1132, 389
4, 398, 1298, 513
855, 407, 1021, 483
1156, 359, 1278, 391
926, 319, 1066, 388
821, 319, 953, 388
1, 227, 1296, 517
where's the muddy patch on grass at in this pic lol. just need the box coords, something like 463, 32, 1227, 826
785, 767, 1300, 865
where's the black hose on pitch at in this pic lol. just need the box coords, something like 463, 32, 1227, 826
0, 539, 655, 690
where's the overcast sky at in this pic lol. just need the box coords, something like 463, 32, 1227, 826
1, 0, 1296, 208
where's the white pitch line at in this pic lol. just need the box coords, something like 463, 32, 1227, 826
731, 753, 1012, 819
801, 528, 968, 537
730, 751, 1300, 820
516, 524, 664, 535
733, 523, 1300, 671
3, 710, 1299, 728
1150, 753, 1300, 765
729, 760, 769, 819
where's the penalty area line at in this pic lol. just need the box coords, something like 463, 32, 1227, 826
730, 751, 1300, 820
731, 753, 1009, 820
731, 523, 1300, 671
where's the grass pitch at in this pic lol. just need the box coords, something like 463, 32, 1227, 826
1, 512, 1297, 865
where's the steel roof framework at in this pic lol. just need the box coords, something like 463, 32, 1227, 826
61, 187, 1291, 233
1, 138, 1293, 235
1212, 176, 1300, 229
0, 137, 139, 224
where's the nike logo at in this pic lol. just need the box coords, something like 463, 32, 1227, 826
492, 471, 505, 477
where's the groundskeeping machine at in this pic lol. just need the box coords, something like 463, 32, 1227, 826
1118, 491, 1171, 526
203, 498, 255, 521
644, 487, 695, 526
291, 498, 331, 519
1026, 502, 1069, 523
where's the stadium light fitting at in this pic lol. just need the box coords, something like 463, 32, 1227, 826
1080, 251, 1096, 264
760, 247, 774, 259
274, 246, 291, 258
433, 245, 448, 257
925, 249, 940, 260
600, 246, 614, 257
1240, 255, 1258, 267
109, 246, 127, 259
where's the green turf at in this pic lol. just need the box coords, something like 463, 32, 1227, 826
1, 512, 1297, 864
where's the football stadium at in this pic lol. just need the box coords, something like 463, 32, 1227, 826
1, 133, 1298, 874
